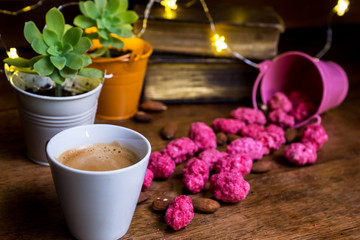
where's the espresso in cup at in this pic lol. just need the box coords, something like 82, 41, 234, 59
56, 141, 138, 171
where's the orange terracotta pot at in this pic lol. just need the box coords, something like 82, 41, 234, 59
89, 37, 153, 120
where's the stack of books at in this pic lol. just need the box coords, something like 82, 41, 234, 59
134, 2, 284, 102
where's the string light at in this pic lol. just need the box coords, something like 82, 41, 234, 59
316, 0, 350, 59
212, 34, 227, 53
0, 0, 44, 16
161, 0, 178, 11
333, 0, 349, 16
160, 0, 177, 19
7, 48, 18, 58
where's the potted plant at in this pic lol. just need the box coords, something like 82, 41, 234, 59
73, 0, 153, 120
3, 7, 104, 166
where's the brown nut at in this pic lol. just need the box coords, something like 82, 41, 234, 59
152, 196, 174, 211
227, 133, 241, 143
216, 132, 227, 146
140, 100, 167, 112
285, 128, 298, 143
137, 192, 149, 204
251, 160, 273, 173
161, 122, 177, 140
192, 198, 220, 213
134, 111, 153, 123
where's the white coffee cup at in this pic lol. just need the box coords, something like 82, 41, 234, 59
46, 124, 151, 240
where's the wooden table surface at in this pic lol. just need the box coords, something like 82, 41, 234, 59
1, 26, 360, 239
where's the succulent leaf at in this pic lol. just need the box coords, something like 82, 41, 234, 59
33, 56, 54, 76
88, 47, 107, 57
110, 35, 125, 49
83, 1, 100, 19
50, 55, 66, 70
118, 11, 138, 24
79, 67, 104, 79
59, 67, 77, 78
45, 8, 65, 39
73, 37, 92, 54
65, 53, 84, 70
106, 0, 121, 15
118, 0, 129, 11
95, 0, 107, 14
24, 21, 42, 44
62, 43, 74, 54
74, 15, 96, 29
43, 29, 60, 47
63, 27, 82, 46
80, 55, 92, 67
31, 38, 48, 55
49, 69, 65, 85
3, 57, 32, 68
97, 29, 109, 40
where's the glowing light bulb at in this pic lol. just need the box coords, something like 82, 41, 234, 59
7, 48, 19, 58
161, 0, 177, 11
333, 0, 349, 16
212, 34, 227, 53
161, 0, 177, 19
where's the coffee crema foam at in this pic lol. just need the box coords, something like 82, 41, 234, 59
56, 141, 139, 171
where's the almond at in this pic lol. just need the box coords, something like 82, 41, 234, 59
134, 111, 153, 123
152, 196, 173, 211
216, 132, 227, 146
285, 128, 298, 143
227, 133, 241, 143
161, 122, 177, 140
192, 198, 220, 213
140, 100, 167, 112
137, 192, 149, 204
251, 160, 273, 173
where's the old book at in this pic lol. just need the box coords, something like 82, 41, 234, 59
142, 53, 259, 102
134, 2, 284, 60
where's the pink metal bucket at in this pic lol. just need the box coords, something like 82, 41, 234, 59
252, 51, 349, 128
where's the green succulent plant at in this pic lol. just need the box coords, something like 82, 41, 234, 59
73, 0, 139, 57
3, 7, 103, 96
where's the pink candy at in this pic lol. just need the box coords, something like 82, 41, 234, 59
257, 131, 286, 154
268, 109, 295, 128
165, 195, 194, 230
198, 148, 228, 171
266, 124, 285, 136
214, 154, 253, 176
302, 123, 328, 150
268, 92, 293, 112
182, 158, 210, 193
230, 107, 267, 125
287, 90, 315, 122
162, 137, 198, 164
142, 168, 154, 192
290, 101, 315, 122
284, 142, 317, 165
288, 90, 308, 107
212, 118, 245, 134
210, 171, 250, 203
226, 137, 264, 160
240, 124, 265, 138
189, 122, 217, 151
148, 152, 176, 179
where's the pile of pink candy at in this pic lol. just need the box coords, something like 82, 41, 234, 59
141, 90, 328, 230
